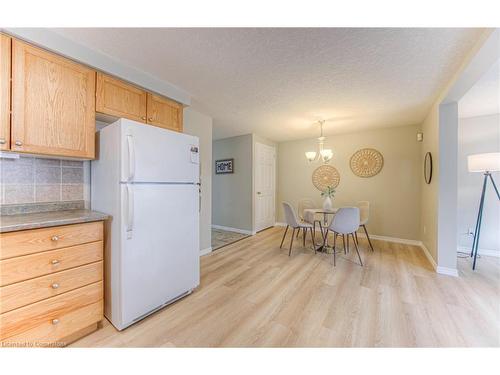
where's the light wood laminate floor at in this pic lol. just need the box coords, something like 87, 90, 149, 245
72, 227, 500, 347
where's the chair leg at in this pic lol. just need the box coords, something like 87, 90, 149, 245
289, 228, 296, 256
302, 228, 306, 247
351, 233, 363, 266
310, 228, 316, 254
317, 221, 324, 239
296, 229, 300, 238
362, 225, 374, 251
342, 235, 347, 255
347, 234, 350, 253
280, 225, 289, 248
354, 230, 359, 244
333, 232, 337, 266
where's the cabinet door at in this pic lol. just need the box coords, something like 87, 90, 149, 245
96, 73, 147, 122
146, 93, 183, 132
0, 34, 10, 150
11, 40, 96, 158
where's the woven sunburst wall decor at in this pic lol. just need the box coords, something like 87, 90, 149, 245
350, 148, 384, 177
312, 165, 340, 191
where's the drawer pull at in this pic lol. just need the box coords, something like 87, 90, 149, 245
52, 319, 60, 325
51, 283, 60, 289
51, 259, 60, 265
51, 235, 60, 241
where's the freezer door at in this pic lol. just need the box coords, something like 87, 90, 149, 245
119, 119, 199, 183
119, 183, 200, 327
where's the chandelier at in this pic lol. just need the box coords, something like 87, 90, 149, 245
305, 120, 333, 163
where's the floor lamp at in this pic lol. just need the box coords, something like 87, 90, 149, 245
468, 152, 500, 270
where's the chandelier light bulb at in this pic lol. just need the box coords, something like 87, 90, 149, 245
305, 151, 317, 162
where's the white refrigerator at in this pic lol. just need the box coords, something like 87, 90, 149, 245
91, 118, 200, 330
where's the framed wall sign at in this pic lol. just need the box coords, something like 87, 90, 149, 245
215, 158, 234, 174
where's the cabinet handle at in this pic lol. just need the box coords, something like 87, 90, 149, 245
51, 283, 60, 289
51, 235, 59, 241
148, 118, 153, 122
0, 138, 5, 144
15, 141, 22, 146
141, 116, 146, 121
52, 319, 60, 325
51, 259, 60, 265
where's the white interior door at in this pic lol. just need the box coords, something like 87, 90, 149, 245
255, 142, 276, 232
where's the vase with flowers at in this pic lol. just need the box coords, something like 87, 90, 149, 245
321, 186, 336, 211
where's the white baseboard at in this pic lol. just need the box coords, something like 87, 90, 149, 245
436, 266, 459, 277
458, 246, 500, 258
200, 247, 212, 257
212, 225, 255, 236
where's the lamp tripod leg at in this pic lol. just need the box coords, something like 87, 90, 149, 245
472, 173, 488, 270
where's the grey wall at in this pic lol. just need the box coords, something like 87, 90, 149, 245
212, 134, 253, 232
277, 124, 422, 240
183, 107, 213, 253
0, 156, 86, 205
458, 114, 500, 254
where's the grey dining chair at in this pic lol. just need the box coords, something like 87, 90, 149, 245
325, 207, 363, 267
356, 201, 374, 252
280, 202, 315, 256
297, 198, 323, 240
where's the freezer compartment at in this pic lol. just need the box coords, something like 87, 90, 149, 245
119, 119, 200, 183
118, 183, 200, 327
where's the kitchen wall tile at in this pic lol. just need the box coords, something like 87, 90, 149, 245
1, 156, 85, 207
0, 161, 34, 184
4, 184, 34, 204
35, 166, 62, 184
62, 167, 84, 184
35, 184, 61, 202
61, 160, 84, 167
35, 158, 61, 167
62, 184, 84, 201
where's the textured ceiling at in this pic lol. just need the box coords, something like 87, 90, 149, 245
52, 28, 485, 141
459, 59, 499, 118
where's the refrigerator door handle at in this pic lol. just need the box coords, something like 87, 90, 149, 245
126, 134, 135, 181
126, 184, 134, 236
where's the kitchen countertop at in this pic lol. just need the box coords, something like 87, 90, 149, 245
0, 209, 109, 233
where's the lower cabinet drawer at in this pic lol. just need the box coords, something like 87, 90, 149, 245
0, 262, 103, 314
0, 281, 103, 342
1, 301, 103, 347
0, 241, 103, 286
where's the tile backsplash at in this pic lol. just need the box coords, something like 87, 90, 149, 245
0, 156, 86, 205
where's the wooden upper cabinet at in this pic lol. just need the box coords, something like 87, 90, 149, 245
0, 34, 11, 150
96, 73, 147, 122
146, 93, 183, 132
11, 40, 96, 159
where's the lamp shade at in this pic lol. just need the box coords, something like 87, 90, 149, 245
468, 152, 500, 172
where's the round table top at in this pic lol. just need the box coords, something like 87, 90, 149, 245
303, 208, 339, 215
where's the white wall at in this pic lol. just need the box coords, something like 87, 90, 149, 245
183, 108, 213, 253
458, 114, 500, 255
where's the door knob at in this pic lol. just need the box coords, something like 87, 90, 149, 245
257, 192, 262, 195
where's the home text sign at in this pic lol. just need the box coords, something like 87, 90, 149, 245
215, 159, 234, 174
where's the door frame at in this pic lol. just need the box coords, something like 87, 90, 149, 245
253, 141, 276, 233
